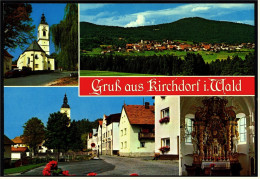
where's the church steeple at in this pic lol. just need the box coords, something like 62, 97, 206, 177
61, 93, 70, 108
60, 93, 71, 126
40, 13, 48, 25
37, 13, 50, 55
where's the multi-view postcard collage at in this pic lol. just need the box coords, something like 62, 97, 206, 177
1, 1, 257, 177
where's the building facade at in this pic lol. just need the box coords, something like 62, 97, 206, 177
155, 96, 180, 160
101, 113, 121, 155
119, 103, 155, 157
3, 50, 13, 74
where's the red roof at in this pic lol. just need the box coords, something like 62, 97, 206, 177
98, 120, 103, 126
12, 136, 24, 144
89, 133, 92, 138
11, 147, 28, 153
123, 104, 155, 125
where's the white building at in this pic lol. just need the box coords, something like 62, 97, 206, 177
101, 113, 121, 155
119, 103, 155, 157
155, 96, 180, 160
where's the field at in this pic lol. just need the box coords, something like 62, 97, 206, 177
80, 70, 160, 76
81, 48, 254, 63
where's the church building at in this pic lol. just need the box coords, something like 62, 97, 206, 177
17, 14, 55, 71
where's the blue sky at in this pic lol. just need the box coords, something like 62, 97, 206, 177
7, 3, 67, 62
4, 87, 154, 139
80, 3, 254, 27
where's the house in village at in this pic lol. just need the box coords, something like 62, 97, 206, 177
87, 129, 98, 154
3, 50, 13, 74
154, 96, 180, 160
119, 103, 155, 157
101, 113, 121, 155
4, 135, 14, 168
97, 120, 103, 154
17, 14, 55, 71
11, 136, 30, 160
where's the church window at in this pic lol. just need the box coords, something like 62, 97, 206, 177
185, 118, 193, 143
161, 108, 170, 118
239, 117, 247, 143
121, 142, 123, 149
35, 54, 38, 59
27, 57, 30, 65
124, 141, 127, 148
43, 30, 46, 37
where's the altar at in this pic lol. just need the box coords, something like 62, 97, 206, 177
185, 97, 241, 176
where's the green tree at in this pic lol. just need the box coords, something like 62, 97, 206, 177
67, 120, 82, 151
51, 3, 78, 70
3, 3, 35, 50
45, 112, 70, 161
22, 117, 45, 155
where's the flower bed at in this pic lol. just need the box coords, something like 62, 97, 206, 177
159, 117, 170, 124
42, 160, 74, 176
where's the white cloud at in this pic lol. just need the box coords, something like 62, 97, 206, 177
79, 4, 106, 11
125, 14, 146, 27
80, 3, 254, 27
191, 6, 210, 12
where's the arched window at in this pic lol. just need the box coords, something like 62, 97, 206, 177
43, 30, 46, 37
185, 115, 194, 144
239, 116, 247, 143
27, 57, 30, 65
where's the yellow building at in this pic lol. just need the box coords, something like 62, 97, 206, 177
17, 14, 55, 71
3, 50, 13, 74
119, 103, 155, 157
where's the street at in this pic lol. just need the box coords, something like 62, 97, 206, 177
4, 71, 75, 86
20, 155, 179, 176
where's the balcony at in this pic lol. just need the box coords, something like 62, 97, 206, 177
139, 132, 155, 140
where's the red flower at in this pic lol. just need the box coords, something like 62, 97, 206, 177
42, 168, 51, 176
159, 117, 170, 124
209, 163, 216, 168
62, 170, 70, 176
48, 160, 58, 169
130, 173, 139, 176
87, 172, 97, 176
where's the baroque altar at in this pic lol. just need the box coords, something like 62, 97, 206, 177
188, 97, 241, 175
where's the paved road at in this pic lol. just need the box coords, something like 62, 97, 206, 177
4, 71, 75, 86
21, 156, 179, 176
21, 159, 115, 176
99, 155, 179, 176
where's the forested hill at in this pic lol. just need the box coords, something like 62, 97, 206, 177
80, 17, 255, 44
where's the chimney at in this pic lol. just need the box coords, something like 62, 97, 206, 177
145, 102, 150, 109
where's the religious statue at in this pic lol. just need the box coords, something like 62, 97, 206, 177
192, 134, 198, 154
213, 138, 219, 155
232, 136, 238, 153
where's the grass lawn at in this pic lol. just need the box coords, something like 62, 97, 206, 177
80, 70, 160, 76
82, 48, 254, 63
4, 163, 45, 175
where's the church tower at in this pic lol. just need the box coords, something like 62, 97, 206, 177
37, 13, 50, 55
60, 93, 71, 120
